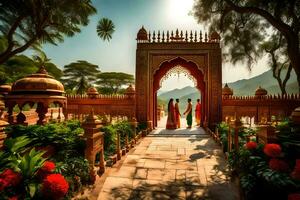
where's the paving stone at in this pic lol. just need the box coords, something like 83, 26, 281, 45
110, 166, 137, 178
97, 127, 239, 200
134, 168, 148, 179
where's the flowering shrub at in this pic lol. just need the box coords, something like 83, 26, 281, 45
288, 193, 300, 200
264, 143, 282, 157
0, 169, 22, 188
40, 161, 56, 173
245, 141, 257, 150
291, 159, 300, 180
42, 174, 69, 199
269, 158, 289, 172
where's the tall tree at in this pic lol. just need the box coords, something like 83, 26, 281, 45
261, 34, 292, 95
0, 54, 62, 84
0, 0, 97, 64
62, 60, 100, 94
193, 0, 300, 91
97, 18, 115, 41
32, 50, 63, 80
96, 72, 134, 94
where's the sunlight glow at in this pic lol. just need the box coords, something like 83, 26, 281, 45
160, 74, 195, 91
167, 0, 195, 25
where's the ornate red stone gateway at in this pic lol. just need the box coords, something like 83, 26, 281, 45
135, 27, 222, 128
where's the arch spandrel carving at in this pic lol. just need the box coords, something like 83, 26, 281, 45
151, 55, 206, 75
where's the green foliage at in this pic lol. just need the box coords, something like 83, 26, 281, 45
101, 125, 117, 159
17, 149, 47, 179
0, 54, 62, 84
5, 120, 85, 159
137, 122, 147, 133
55, 157, 91, 195
0, 0, 97, 64
114, 121, 134, 148
192, 0, 300, 91
216, 122, 229, 151
0, 143, 47, 199
96, 72, 134, 94
228, 142, 299, 198
97, 18, 115, 41
62, 60, 100, 94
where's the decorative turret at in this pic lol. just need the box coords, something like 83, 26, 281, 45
137, 26, 148, 41
125, 84, 135, 98
6, 66, 67, 125
255, 86, 268, 98
87, 87, 99, 98
11, 66, 64, 95
291, 107, 300, 124
210, 31, 221, 42
0, 84, 11, 96
222, 83, 233, 98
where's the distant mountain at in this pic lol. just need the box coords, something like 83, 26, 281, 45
158, 69, 299, 111
226, 69, 298, 96
158, 86, 198, 101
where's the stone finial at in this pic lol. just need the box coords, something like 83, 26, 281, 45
222, 83, 233, 96
136, 26, 148, 41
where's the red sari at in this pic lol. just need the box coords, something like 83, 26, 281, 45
195, 102, 201, 126
166, 102, 177, 129
175, 102, 181, 128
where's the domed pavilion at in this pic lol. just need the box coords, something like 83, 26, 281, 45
5, 66, 67, 125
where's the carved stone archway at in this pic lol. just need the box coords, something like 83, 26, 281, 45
135, 27, 222, 128
153, 57, 206, 127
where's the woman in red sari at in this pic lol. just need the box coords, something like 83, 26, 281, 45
195, 99, 201, 126
166, 98, 177, 129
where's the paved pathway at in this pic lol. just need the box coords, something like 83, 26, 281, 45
97, 128, 239, 200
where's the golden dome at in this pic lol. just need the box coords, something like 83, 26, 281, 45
210, 31, 221, 41
291, 107, 300, 124
0, 84, 12, 95
125, 84, 135, 95
222, 83, 233, 96
87, 87, 99, 96
255, 86, 267, 96
11, 66, 64, 95
137, 26, 148, 41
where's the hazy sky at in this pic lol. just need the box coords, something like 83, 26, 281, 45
33, 0, 270, 90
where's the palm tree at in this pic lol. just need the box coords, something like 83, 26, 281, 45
97, 18, 115, 41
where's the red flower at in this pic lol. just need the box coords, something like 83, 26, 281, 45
41, 161, 56, 173
269, 158, 289, 172
42, 174, 69, 199
245, 141, 257, 150
288, 193, 300, 200
291, 159, 300, 180
9, 196, 18, 200
0, 178, 8, 191
264, 143, 282, 157
0, 169, 22, 187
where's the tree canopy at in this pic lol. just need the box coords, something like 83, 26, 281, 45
62, 60, 100, 94
193, 0, 300, 91
0, 54, 62, 84
97, 18, 115, 41
0, 0, 97, 64
96, 72, 134, 94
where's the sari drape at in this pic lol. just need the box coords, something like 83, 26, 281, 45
166, 103, 177, 129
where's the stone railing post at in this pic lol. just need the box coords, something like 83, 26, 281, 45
116, 131, 121, 160
82, 111, 105, 176
0, 120, 9, 150
129, 117, 138, 143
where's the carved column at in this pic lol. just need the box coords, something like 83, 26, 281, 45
0, 120, 9, 150
82, 111, 105, 175
36, 103, 48, 125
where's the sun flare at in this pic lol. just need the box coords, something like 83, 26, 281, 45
167, 0, 195, 24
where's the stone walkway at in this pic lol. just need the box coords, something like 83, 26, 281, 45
97, 128, 239, 200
